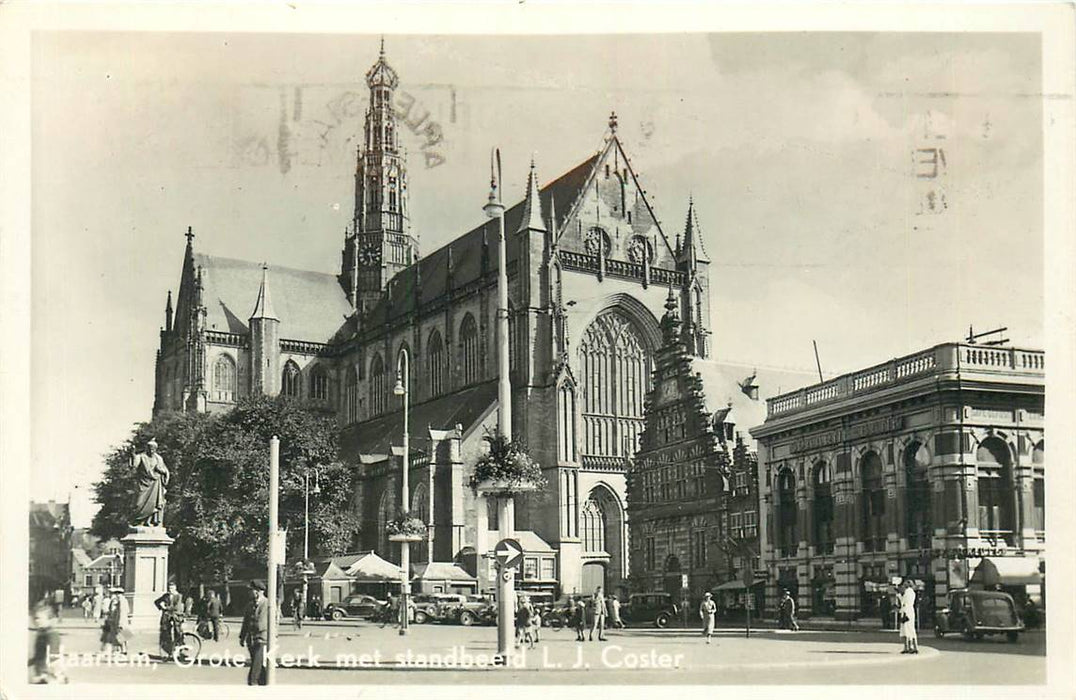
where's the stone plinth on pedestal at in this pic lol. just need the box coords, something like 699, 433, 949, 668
121, 526, 174, 630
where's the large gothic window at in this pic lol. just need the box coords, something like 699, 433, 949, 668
344, 367, 358, 424
860, 452, 886, 552
281, 360, 301, 398
812, 461, 834, 555
411, 482, 429, 528
310, 365, 330, 402
578, 310, 651, 464
213, 355, 236, 402
977, 438, 1016, 545
581, 496, 606, 554
377, 486, 397, 559
426, 329, 445, 398
459, 314, 481, 386
903, 442, 932, 549
370, 353, 387, 416
558, 384, 576, 463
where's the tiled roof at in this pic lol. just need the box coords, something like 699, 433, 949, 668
485, 530, 554, 553
339, 379, 498, 457
411, 562, 476, 581
364, 154, 600, 326
194, 254, 352, 341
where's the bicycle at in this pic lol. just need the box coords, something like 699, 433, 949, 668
162, 616, 201, 663
195, 617, 231, 642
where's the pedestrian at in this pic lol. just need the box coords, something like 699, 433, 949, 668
52, 588, 65, 620
310, 593, 322, 621
206, 590, 223, 642
28, 600, 67, 684
699, 592, 717, 644
92, 588, 103, 623
239, 580, 270, 685
184, 592, 195, 618
898, 579, 919, 654
103, 588, 129, 654
609, 594, 624, 630
292, 588, 305, 630
572, 598, 587, 641
589, 587, 608, 642
779, 590, 799, 631
880, 591, 892, 629
154, 581, 184, 658
531, 602, 542, 643
82, 595, 93, 620
515, 596, 534, 649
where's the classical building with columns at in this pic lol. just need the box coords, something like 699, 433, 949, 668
750, 343, 1045, 621
152, 46, 719, 597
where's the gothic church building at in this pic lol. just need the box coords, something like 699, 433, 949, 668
153, 47, 716, 596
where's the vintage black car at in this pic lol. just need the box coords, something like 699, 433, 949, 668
322, 594, 386, 621
412, 593, 467, 624
934, 589, 1024, 642
621, 592, 680, 628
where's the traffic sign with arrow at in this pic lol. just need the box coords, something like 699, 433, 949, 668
494, 538, 524, 570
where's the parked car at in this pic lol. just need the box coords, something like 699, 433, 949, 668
934, 589, 1024, 642
323, 594, 386, 621
438, 594, 496, 626
621, 592, 680, 628
412, 593, 467, 624
544, 595, 593, 630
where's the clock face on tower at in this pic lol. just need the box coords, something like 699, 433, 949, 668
359, 245, 381, 266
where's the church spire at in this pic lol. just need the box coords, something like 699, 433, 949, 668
679, 196, 709, 270
164, 290, 173, 332
250, 264, 278, 321
517, 157, 547, 234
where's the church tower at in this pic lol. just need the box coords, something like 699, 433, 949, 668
340, 41, 416, 314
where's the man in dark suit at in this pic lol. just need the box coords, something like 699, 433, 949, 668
239, 581, 269, 685
205, 590, 224, 642
154, 582, 184, 658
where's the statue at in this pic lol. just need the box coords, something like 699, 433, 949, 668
132, 438, 170, 527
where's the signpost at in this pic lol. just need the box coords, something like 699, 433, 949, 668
494, 538, 524, 571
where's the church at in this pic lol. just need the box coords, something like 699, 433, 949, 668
153, 46, 733, 597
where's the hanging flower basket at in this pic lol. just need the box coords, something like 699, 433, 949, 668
469, 433, 546, 497
386, 512, 427, 542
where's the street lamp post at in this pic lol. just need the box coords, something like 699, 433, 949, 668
393, 348, 411, 636
302, 464, 320, 618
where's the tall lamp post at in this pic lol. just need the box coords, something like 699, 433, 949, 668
483, 147, 517, 660
302, 463, 321, 617
393, 348, 412, 636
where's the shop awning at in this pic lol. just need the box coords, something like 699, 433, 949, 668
971, 557, 1042, 587
712, 580, 747, 591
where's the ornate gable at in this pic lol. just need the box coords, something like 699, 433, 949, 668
554, 130, 677, 272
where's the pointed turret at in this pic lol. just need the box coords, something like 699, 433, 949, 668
660, 285, 681, 346
249, 264, 281, 396
164, 290, 173, 332
250, 264, 278, 321
517, 158, 547, 234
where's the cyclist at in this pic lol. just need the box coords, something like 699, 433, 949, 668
154, 582, 184, 658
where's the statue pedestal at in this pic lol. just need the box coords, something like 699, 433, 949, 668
121, 526, 174, 630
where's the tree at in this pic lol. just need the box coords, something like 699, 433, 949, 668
92, 396, 362, 588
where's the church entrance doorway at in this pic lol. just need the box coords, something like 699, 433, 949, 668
581, 562, 607, 593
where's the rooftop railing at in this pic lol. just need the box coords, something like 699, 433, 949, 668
765, 343, 1044, 418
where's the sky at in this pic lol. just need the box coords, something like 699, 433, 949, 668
28, 31, 1044, 526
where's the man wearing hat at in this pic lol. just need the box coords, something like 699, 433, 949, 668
239, 580, 270, 685
103, 588, 129, 654
132, 438, 170, 527
699, 592, 717, 644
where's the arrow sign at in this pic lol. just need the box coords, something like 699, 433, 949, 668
494, 538, 524, 570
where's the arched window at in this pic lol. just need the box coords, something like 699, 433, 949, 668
558, 384, 576, 463
776, 469, 797, 557
903, 442, 931, 549
344, 367, 358, 424
812, 461, 834, 555
977, 438, 1015, 545
860, 452, 886, 552
213, 354, 237, 402
377, 486, 397, 560
281, 360, 301, 398
426, 329, 445, 398
459, 314, 480, 386
578, 310, 651, 463
370, 353, 386, 416
310, 365, 329, 402
411, 482, 429, 527
581, 496, 606, 554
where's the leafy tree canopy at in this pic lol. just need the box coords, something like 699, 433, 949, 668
92, 396, 361, 588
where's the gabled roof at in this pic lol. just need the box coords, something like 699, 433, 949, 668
484, 530, 555, 553
194, 254, 352, 341
363, 154, 599, 326
71, 549, 93, 568
340, 379, 498, 457
307, 551, 405, 581
86, 553, 123, 570
411, 562, 476, 582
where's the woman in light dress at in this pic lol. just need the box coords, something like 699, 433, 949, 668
899, 579, 919, 654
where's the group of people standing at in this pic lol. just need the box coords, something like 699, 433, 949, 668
567, 587, 624, 642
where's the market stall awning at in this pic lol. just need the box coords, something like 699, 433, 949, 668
972, 557, 1042, 587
